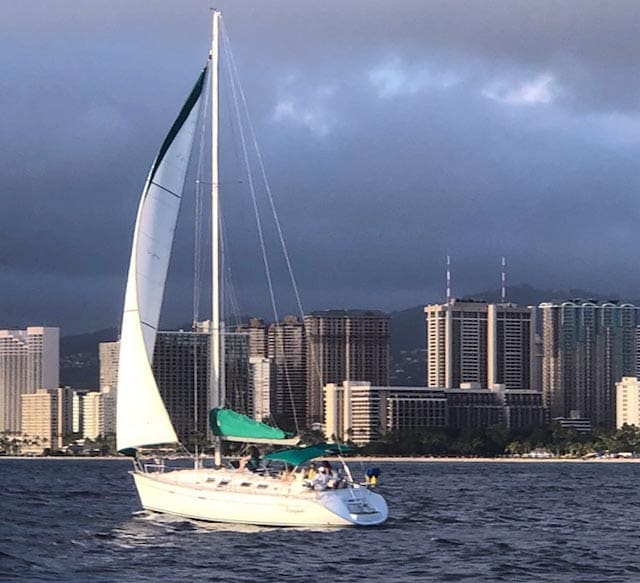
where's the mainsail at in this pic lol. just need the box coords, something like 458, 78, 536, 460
116, 70, 206, 452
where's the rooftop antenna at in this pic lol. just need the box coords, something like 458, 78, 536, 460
446, 255, 452, 304
501, 256, 506, 304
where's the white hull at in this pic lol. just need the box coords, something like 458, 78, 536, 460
132, 468, 388, 527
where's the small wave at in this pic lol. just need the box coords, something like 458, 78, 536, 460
429, 536, 464, 546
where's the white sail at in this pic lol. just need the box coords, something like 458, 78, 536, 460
116, 71, 206, 452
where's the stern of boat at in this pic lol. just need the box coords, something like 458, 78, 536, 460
318, 486, 388, 526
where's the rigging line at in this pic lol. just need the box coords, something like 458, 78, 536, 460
219, 209, 245, 410
222, 22, 321, 420
221, 27, 279, 326
192, 61, 212, 456
219, 215, 242, 328
221, 21, 304, 322
222, 23, 301, 433
223, 25, 308, 432
222, 34, 278, 337
220, 51, 244, 188
193, 63, 212, 328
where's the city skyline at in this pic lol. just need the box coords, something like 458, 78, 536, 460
3, 1, 640, 335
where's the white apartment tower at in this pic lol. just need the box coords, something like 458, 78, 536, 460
99, 341, 119, 434
250, 356, 275, 422
82, 391, 103, 440
425, 300, 535, 390
616, 377, 640, 428
99, 341, 120, 393
0, 326, 59, 433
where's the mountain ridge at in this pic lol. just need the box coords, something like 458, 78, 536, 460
60, 284, 632, 388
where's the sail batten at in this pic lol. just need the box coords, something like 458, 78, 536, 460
116, 70, 206, 452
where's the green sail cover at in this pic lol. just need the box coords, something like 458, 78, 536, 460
263, 443, 358, 467
209, 408, 294, 442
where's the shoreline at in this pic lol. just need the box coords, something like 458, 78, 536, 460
2, 455, 640, 463
347, 456, 640, 463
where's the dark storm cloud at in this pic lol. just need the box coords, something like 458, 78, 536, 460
2, 0, 640, 333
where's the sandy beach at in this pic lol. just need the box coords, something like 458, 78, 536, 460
2, 455, 640, 463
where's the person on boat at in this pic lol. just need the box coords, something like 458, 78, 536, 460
312, 465, 330, 490
238, 445, 261, 472
365, 466, 381, 487
281, 463, 295, 482
320, 460, 338, 488
307, 462, 317, 480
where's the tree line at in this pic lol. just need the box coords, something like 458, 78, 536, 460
361, 423, 640, 457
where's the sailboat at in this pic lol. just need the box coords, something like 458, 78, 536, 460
115, 11, 388, 527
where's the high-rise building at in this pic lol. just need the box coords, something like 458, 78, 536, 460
99, 341, 120, 393
21, 387, 73, 452
153, 330, 209, 448
424, 300, 535, 390
541, 300, 639, 429
268, 315, 306, 431
616, 376, 640, 428
82, 391, 103, 440
72, 390, 87, 435
250, 356, 275, 422
99, 341, 119, 435
151, 327, 251, 447
224, 332, 251, 415
305, 310, 389, 425
101, 385, 116, 434
236, 318, 268, 358
0, 326, 59, 433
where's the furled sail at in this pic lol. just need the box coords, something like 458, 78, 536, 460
209, 408, 299, 445
116, 70, 206, 452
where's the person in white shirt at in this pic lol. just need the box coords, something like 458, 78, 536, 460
313, 465, 330, 490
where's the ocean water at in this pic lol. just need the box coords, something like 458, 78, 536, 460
1, 459, 640, 582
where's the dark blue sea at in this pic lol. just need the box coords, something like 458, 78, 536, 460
2, 459, 640, 582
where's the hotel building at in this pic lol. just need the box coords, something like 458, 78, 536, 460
153, 329, 210, 448
21, 387, 73, 452
0, 326, 59, 433
325, 381, 546, 446
268, 315, 306, 430
305, 310, 389, 425
99, 341, 120, 393
424, 300, 535, 390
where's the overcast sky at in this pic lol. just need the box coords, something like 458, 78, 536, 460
2, 0, 640, 333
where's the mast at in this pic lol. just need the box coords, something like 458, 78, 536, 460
210, 9, 224, 467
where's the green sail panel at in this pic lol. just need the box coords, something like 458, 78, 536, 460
263, 443, 358, 467
209, 408, 295, 443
